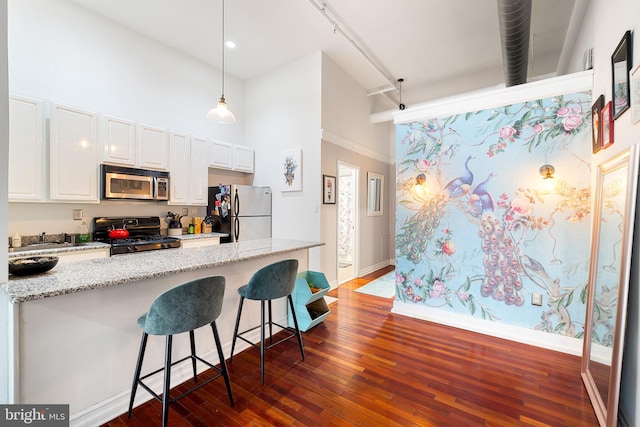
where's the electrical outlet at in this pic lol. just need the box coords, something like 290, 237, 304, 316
531, 293, 543, 306
73, 209, 83, 220
182, 208, 189, 216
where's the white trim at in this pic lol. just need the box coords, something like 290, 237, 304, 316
359, 259, 392, 277
322, 129, 392, 164
391, 301, 583, 356
393, 70, 594, 124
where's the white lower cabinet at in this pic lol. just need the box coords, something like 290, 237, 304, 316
49, 103, 99, 202
8, 95, 44, 202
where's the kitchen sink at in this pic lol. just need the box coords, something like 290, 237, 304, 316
10, 242, 74, 252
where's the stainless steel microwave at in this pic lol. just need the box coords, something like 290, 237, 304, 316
101, 164, 169, 201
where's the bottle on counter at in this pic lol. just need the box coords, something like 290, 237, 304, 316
12, 232, 21, 248
78, 221, 90, 243
188, 222, 195, 234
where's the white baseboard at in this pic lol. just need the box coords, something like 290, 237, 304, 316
359, 259, 392, 277
69, 319, 280, 427
391, 301, 583, 356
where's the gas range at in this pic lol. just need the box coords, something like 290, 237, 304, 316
93, 216, 181, 255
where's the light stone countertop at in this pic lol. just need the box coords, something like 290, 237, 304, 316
174, 232, 228, 241
8, 242, 111, 258
3, 238, 323, 303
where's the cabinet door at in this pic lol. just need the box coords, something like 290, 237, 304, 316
138, 124, 169, 170
209, 139, 233, 169
8, 95, 44, 201
49, 103, 99, 202
102, 115, 136, 166
190, 136, 209, 205
169, 131, 190, 205
234, 145, 254, 173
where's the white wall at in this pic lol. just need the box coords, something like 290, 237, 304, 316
0, 0, 10, 404
244, 53, 323, 270
6, 0, 247, 236
540, 0, 640, 423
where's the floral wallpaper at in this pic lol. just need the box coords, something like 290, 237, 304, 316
395, 91, 593, 337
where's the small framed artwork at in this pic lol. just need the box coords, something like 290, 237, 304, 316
631, 65, 640, 124
281, 149, 302, 192
602, 101, 614, 149
323, 175, 336, 204
611, 30, 632, 120
592, 95, 604, 153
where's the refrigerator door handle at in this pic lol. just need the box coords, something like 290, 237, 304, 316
234, 216, 240, 241
234, 189, 239, 216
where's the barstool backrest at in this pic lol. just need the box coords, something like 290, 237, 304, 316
243, 259, 299, 300
141, 276, 226, 335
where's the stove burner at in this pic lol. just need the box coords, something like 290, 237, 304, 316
92, 217, 181, 255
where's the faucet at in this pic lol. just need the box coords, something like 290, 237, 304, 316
39, 232, 46, 243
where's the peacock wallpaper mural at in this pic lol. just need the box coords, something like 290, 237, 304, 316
395, 90, 594, 337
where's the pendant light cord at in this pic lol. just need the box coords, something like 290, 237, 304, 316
221, 0, 225, 99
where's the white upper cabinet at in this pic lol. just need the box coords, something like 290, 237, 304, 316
169, 131, 190, 205
49, 103, 99, 202
208, 141, 254, 173
102, 115, 136, 166
190, 136, 209, 206
8, 95, 44, 202
209, 139, 233, 169
138, 123, 169, 170
233, 144, 254, 173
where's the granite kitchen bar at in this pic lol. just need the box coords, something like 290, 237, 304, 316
1, 238, 322, 427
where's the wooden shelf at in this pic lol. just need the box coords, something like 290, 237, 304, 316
288, 271, 331, 331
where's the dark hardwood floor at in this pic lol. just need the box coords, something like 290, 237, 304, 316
102, 266, 598, 426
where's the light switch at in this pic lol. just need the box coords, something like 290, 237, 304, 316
73, 209, 83, 220
531, 293, 543, 306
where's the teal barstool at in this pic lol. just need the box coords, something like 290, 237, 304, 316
230, 259, 305, 384
128, 276, 234, 427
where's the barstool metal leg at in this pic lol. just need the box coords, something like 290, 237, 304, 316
162, 335, 173, 427
288, 295, 305, 361
268, 299, 273, 345
189, 330, 197, 383
211, 321, 234, 407
128, 332, 148, 418
260, 300, 266, 385
230, 296, 245, 361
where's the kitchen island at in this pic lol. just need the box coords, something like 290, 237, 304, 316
1, 238, 323, 426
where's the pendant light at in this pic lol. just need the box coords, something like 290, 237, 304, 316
207, 0, 236, 124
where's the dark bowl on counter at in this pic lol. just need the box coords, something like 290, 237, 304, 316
9, 256, 59, 276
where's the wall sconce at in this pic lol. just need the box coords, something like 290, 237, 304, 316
539, 164, 556, 193
411, 173, 429, 199
539, 164, 555, 179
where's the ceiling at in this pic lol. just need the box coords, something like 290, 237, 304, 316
69, 0, 580, 114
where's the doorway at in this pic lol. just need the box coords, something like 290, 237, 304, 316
337, 162, 358, 284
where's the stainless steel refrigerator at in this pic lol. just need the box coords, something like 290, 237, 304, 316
207, 184, 272, 243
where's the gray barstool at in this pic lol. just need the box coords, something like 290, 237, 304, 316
128, 276, 234, 427
230, 259, 305, 384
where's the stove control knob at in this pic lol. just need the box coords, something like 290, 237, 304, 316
127, 246, 134, 253
133, 245, 139, 252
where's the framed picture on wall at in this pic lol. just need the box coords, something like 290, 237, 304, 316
280, 148, 302, 192
602, 101, 614, 149
611, 30, 632, 120
323, 175, 336, 204
631, 65, 640, 124
592, 95, 604, 153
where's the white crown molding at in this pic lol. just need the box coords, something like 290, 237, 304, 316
321, 129, 393, 164
389, 70, 594, 124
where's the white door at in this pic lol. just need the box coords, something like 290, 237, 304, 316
337, 162, 358, 284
